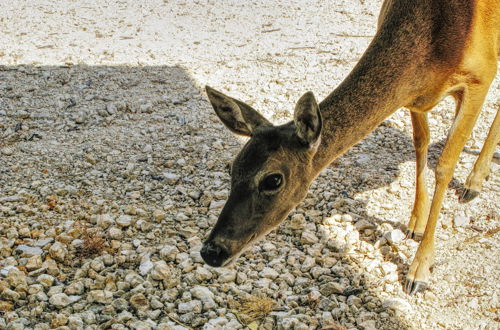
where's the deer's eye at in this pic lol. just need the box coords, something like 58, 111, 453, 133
259, 173, 283, 191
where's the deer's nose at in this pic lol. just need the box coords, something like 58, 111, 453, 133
200, 241, 230, 267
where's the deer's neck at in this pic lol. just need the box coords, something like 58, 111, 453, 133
311, 28, 422, 173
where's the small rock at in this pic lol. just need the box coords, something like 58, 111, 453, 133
190, 286, 214, 300
6, 267, 26, 287
301, 256, 316, 272
382, 298, 412, 314
424, 291, 437, 301
320, 282, 345, 296
355, 220, 375, 230
453, 214, 470, 227
217, 269, 236, 283
37, 274, 55, 288
87, 290, 113, 304
178, 300, 202, 314
194, 266, 213, 281
90, 259, 105, 272
1, 288, 20, 301
116, 215, 133, 228
96, 214, 114, 229
384, 229, 405, 244
35, 238, 54, 248
1, 147, 14, 156
380, 262, 397, 275
163, 172, 180, 185
209, 200, 225, 210
26, 255, 43, 271
159, 245, 179, 261
15, 245, 43, 257
108, 226, 123, 239
49, 293, 81, 308
139, 255, 154, 276
152, 209, 166, 222
150, 261, 171, 281
347, 295, 362, 307
301, 231, 319, 244
130, 293, 149, 310
49, 241, 67, 262
260, 267, 279, 279
65, 282, 84, 295
289, 214, 306, 229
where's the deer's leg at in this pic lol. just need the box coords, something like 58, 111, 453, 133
404, 82, 492, 295
406, 112, 430, 240
460, 108, 500, 203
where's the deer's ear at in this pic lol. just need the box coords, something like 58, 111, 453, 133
294, 91, 322, 148
206, 86, 271, 137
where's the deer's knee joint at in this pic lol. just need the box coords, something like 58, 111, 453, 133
414, 135, 430, 150
435, 165, 453, 186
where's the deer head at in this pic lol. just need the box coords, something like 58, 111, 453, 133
200, 86, 323, 267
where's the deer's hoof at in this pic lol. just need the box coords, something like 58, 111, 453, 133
459, 188, 479, 203
405, 229, 423, 241
404, 278, 428, 296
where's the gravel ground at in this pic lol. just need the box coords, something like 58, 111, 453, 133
0, 1, 499, 329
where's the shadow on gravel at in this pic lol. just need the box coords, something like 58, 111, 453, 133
1, 64, 469, 329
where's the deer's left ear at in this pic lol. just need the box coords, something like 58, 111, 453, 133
206, 86, 271, 137
294, 91, 322, 148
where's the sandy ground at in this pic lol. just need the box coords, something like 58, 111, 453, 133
0, 0, 499, 329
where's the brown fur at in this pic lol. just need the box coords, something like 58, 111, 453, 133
202, 0, 499, 294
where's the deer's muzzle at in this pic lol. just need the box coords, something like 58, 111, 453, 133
200, 241, 230, 267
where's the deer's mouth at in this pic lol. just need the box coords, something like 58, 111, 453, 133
218, 233, 258, 267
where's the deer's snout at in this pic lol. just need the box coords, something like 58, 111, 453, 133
200, 241, 230, 267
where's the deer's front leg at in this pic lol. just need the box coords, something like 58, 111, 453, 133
406, 112, 430, 240
460, 109, 500, 202
405, 82, 492, 295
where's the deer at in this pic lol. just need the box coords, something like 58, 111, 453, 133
200, 0, 500, 295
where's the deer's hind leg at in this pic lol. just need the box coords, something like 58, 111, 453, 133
404, 78, 494, 295
406, 112, 431, 240
460, 108, 500, 203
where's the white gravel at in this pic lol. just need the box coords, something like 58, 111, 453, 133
0, 0, 499, 329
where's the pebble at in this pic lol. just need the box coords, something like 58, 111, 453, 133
163, 172, 180, 185
96, 214, 114, 229
130, 293, 149, 310
37, 274, 55, 288
355, 219, 375, 230
384, 229, 406, 244
15, 245, 43, 257
289, 214, 307, 229
49, 241, 67, 262
178, 300, 202, 314
159, 245, 179, 261
453, 214, 470, 227
1, 147, 14, 156
49, 293, 81, 308
301, 231, 319, 244
320, 282, 345, 296
152, 209, 166, 222
382, 298, 412, 314
116, 215, 133, 227
109, 226, 123, 239
217, 269, 236, 283
87, 290, 113, 304
260, 267, 279, 279
190, 286, 214, 300
150, 261, 171, 281
139, 255, 154, 276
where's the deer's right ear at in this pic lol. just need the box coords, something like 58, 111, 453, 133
206, 86, 271, 137
294, 91, 322, 149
